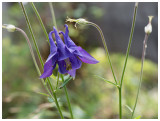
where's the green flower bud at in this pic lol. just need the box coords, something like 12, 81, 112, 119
3, 24, 16, 32
66, 17, 89, 28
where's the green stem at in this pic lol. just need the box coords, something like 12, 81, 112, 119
19, 2, 64, 118
48, 78, 64, 119
30, 2, 50, 44
61, 74, 74, 119
48, 3, 73, 118
120, 2, 138, 87
118, 3, 138, 119
56, 72, 60, 90
131, 34, 149, 118
15, 27, 63, 118
20, 2, 44, 67
118, 87, 122, 119
88, 22, 117, 85
49, 2, 58, 30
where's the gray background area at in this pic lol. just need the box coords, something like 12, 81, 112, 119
79, 2, 158, 63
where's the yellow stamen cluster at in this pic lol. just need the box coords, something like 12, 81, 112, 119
64, 58, 72, 71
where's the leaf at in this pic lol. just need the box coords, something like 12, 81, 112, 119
59, 74, 70, 82
47, 97, 60, 103
124, 105, 133, 113
94, 75, 117, 86
48, 97, 54, 103
134, 116, 141, 119
59, 76, 72, 89
64, 74, 70, 80
36, 92, 49, 97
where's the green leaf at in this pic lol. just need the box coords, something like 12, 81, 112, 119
47, 97, 60, 103
94, 75, 117, 86
58, 74, 70, 81
48, 97, 54, 103
36, 92, 49, 97
124, 105, 133, 113
60, 74, 70, 81
134, 116, 141, 119
59, 76, 72, 89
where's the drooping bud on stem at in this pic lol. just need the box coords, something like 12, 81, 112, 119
66, 17, 118, 84
131, 15, 154, 118
2, 24, 16, 32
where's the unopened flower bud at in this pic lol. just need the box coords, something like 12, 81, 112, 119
3, 24, 16, 32
66, 17, 89, 28
144, 16, 154, 34
76, 18, 88, 24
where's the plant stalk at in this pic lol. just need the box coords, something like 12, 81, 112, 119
49, 2, 58, 30
49, 3, 74, 118
14, 27, 64, 118
118, 87, 122, 119
30, 2, 50, 44
88, 22, 118, 85
61, 74, 74, 119
131, 34, 149, 118
20, 2, 44, 67
120, 2, 138, 87
118, 3, 138, 119
15, 27, 58, 107
19, 2, 64, 118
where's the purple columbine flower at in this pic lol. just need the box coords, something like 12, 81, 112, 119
40, 24, 99, 79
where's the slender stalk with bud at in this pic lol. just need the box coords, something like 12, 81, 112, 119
66, 3, 138, 119
66, 17, 118, 85
131, 16, 154, 118
2, 24, 64, 118
19, 2, 64, 118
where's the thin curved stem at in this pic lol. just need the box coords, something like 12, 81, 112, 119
15, 27, 64, 118
131, 34, 148, 118
19, 2, 64, 118
88, 22, 118, 85
15, 27, 40, 74
61, 74, 74, 119
30, 2, 50, 44
20, 2, 44, 67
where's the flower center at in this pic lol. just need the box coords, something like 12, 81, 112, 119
64, 58, 72, 71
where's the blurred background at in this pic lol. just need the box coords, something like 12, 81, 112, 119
2, 2, 158, 119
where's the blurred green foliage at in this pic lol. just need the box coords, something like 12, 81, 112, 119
2, 2, 157, 119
